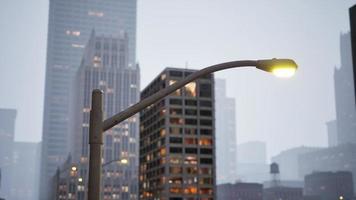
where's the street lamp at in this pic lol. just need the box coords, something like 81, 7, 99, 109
87, 58, 297, 200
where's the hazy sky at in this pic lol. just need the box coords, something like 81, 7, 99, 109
1, 0, 355, 159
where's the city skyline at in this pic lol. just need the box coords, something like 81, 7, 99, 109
1, 1, 356, 160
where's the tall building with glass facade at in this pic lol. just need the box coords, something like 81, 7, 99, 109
73, 32, 139, 199
40, 0, 137, 198
215, 79, 237, 184
139, 68, 215, 200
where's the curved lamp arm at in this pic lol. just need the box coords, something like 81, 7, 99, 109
102, 60, 259, 131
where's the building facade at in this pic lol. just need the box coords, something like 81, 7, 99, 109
40, 0, 137, 198
64, 32, 139, 200
263, 186, 303, 200
334, 32, 356, 145
299, 143, 356, 191
215, 79, 237, 184
304, 171, 354, 200
217, 183, 263, 200
10, 142, 41, 200
0, 109, 16, 199
139, 68, 215, 200
271, 146, 321, 180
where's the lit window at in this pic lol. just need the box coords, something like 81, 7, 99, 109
185, 82, 196, 97
199, 138, 212, 146
71, 44, 84, 48
88, 10, 104, 17
184, 186, 198, 194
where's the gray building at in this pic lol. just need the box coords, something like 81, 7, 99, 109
304, 171, 354, 200
215, 79, 237, 184
326, 120, 338, 147
10, 142, 41, 200
299, 143, 356, 191
40, 0, 137, 198
263, 186, 303, 200
334, 32, 356, 145
271, 146, 321, 180
217, 182, 263, 200
67, 32, 139, 200
0, 109, 16, 199
139, 68, 215, 200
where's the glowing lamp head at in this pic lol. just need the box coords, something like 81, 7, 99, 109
256, 58, 298, 78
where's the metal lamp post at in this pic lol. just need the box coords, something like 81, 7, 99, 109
87, 58, 298, 200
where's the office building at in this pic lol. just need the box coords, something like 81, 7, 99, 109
271, 146, 321, 180
215, 79, 237, 184
40, 0, 137, 198
139, 68, 215, 200
217, 182, 263, 200
299, 143, 356, 191
304, 171, 354, 200
0, 109, 16, 199
326, 120, 338, 147
263, 186, 303, 200
64, 32, 139, 200
10, 142, 41, 200
334, 32, 356, 145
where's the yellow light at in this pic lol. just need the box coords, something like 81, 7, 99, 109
339, 196, 344, 200
121, 159, 128, 164
78, 177, 83, 182
71, 166, 77, 171
256, 58, 298, 78
272, 67, 297, 78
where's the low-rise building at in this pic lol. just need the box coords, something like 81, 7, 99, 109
263, 186, 303, 200
217, 182, 263, 200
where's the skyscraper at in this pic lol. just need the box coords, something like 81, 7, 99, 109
0, 109, 16, 199
334, 32, 356, 145
70, 32, 140, 199
215, 79, 237, 184
139, 68, 215, 200
40, 0, 137, 198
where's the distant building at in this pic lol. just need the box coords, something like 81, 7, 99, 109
39, 0, 138, 198
304, 171, 354, 200
0, 109, 16, 199
217, 182, 263, 200
271, 146, 321, 180
326, 120, 338, 147
349, 5, 356, 103
10, 142, 41, 200
334, 32, 356, 145
263, 186, 303, 200
59, 32, 139, 200
299, 143, 356, 191
139, 68, 215, 199
215, 79, 237, 184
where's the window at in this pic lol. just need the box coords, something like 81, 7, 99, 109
170, 118, 183, 125
184, 156, 198, 165
200, 148, 212, 155
185, 109, 197, 116
199, 167, 212, 175
169, 137, 183, 144
169, 157, 182, 164
169, 70, 183, 77
170, 108, 182, 115
185, 82, 196, 97
200, 110, 212, 116
170, 99, 182, 105
185, 100, 197, 106
200, 158, 213, 164
185, 128, 197, 135
199, 188, 213, 195
200, 100, 212, 107
200, 129, 212, 135
170, 147, 183, 153
169, 177, 183, 184
170, 127, 182, 135
170, 167, 183, 174
199, 138, 212, 146
185, 119, 197, 125
186, 167, 198, 174
200, 119, 212, 126
185, 138, 198, 145
185, 148, 197, 154
184, 187, 198, 194
199, 83, 212, 97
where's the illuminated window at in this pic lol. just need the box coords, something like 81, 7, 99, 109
199, 138, 212, 146
184, 186, 198, 194
170, 118, 183, 125
186, 167, 198, 174
160, 129, 166, 137
159, 148, 166, 156
169, 167, 183, 174
169, 157, 182, 164
185, 138, 198, 145
169, 80, 181, 96
169, 187, 182, 194
71, 44, 84, 48
199, 168, 212, 175
170, 108, 182, 115
169, 177, 183, 184
200, 188, 213, 195
199, 177, 213, 185
88, 10, 104, 17
185, 82, 196, 97
184, 156, 198, 165
170, 127, 182, 134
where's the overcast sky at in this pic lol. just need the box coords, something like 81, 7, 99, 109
1, 0, 355, 159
